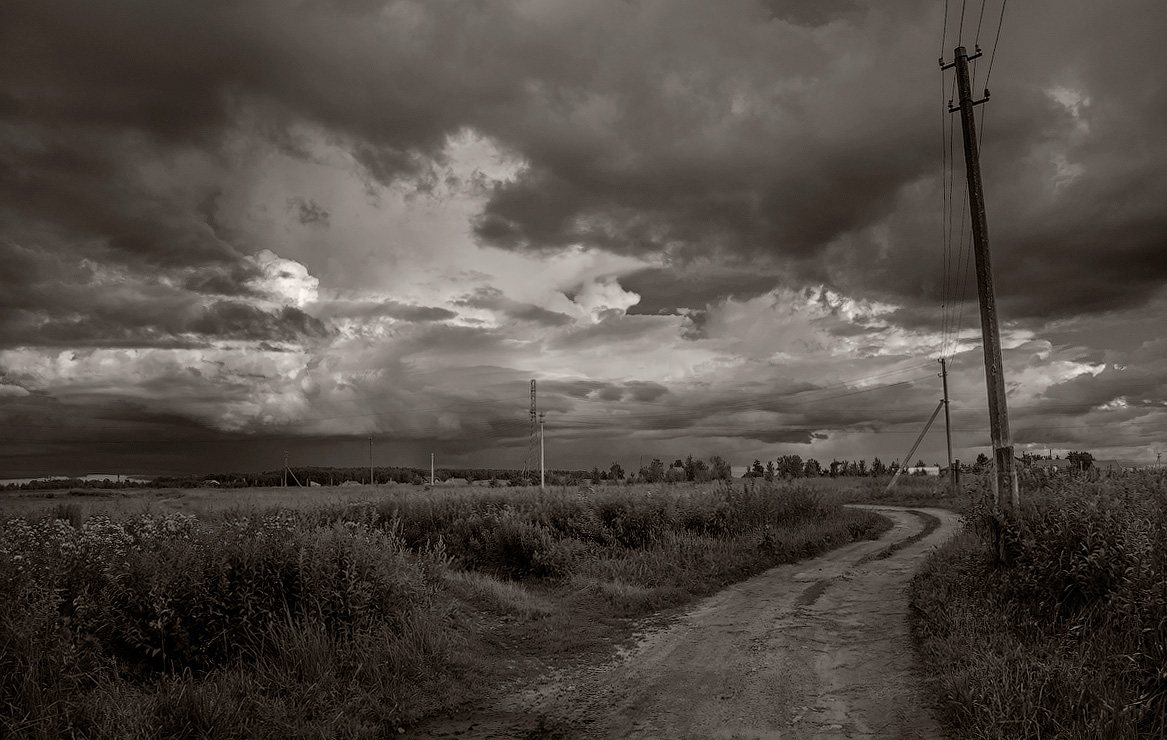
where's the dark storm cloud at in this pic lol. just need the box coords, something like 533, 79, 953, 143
319, 299, 457, 323
288, 197, 331, 227
621, 266, 781, 315
190, 303, 331, 343
4, 0, 1164, 339
0, 258, 331, 347
1031, 363, 1167, 417
454, 287, 574, 327
546, 312, 668, 349
542, 379, 669, 404
549, 370, 939, 448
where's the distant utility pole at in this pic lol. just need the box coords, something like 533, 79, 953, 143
939, 358, 954, 490
431, 452, 435, 485
539, 412, 546, 490
942, 45, 1018, 510
283, 450, 288, 488
368, 435, 373, 486
522, 380, 538, 485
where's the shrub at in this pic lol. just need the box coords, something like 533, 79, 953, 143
911, 472, 1167, 739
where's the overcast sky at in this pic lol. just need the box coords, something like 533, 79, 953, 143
2, 0, 1166, 477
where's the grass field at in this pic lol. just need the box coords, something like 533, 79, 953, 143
0, 479, 891, 739
909, 469, 1167, 739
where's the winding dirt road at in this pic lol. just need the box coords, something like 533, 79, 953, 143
412, 506, 960, 739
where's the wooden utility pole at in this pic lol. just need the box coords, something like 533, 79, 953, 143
943, 45, 1018, 509
939, 358, 954, 489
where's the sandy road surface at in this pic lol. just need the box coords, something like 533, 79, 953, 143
410, 506, 960, 740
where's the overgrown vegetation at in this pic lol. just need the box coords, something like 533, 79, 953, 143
0, 481, 887, 739
910, 471, 1167, 739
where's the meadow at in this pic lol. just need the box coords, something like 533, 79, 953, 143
910, 469, 1167, 739
0, 480, 891, 739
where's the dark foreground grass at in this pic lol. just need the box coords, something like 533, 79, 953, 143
909, 471, 1167, 739
0, 480, 887, 739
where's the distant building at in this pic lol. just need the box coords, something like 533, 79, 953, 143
909, 465, 942, 477
1093, 459, 1136, 472
1030, 458, 1071, 471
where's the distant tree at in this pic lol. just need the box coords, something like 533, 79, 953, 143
750, 459, 765, 477
709, 455, 732, 481
974, 453, 990, 472
829, 459, 843, 477
1066, 450, 1094, 472
643, 458, 665, 483
777, 454, 803, 479
764, 460, 776, 482
590, 466, 601, 484
673, 459, 684, 470
609, 462, 625, 480
871, 457, 887, 476
858, 459, 867, 477
691, 458, 711, 482
915, 459, 926, 469
684, 454, 696, 482
803, 458, 821, 477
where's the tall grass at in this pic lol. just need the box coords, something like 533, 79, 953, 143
1, 481, 887, 737
909, 471, 1167, 739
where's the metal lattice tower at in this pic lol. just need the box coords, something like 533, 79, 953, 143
521, 380, 538, 483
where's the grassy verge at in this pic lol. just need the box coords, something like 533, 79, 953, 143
1, 480, 888, 739
908, 471, 1167, 739
809, 474, 970, 509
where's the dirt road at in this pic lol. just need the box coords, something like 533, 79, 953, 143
411, 506, 960, 739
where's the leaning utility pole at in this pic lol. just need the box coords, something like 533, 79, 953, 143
942, 45, 1018, 509
939, 358, 954, 489
885, 400, 945, 494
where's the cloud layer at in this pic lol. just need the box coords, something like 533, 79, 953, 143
1, 0, 1165, 474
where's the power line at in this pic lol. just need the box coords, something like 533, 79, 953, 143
974, 0, 989, 48
983, 0, 1009, 91
941, 0, 951, 58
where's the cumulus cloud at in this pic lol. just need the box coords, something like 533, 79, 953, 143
248, 250, 320, 309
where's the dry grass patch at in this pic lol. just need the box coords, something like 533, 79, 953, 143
1, 480, 889, 737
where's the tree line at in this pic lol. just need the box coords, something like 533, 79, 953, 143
3, 450, 1102, 491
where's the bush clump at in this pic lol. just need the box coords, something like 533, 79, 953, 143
910, 472, 1167, 739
